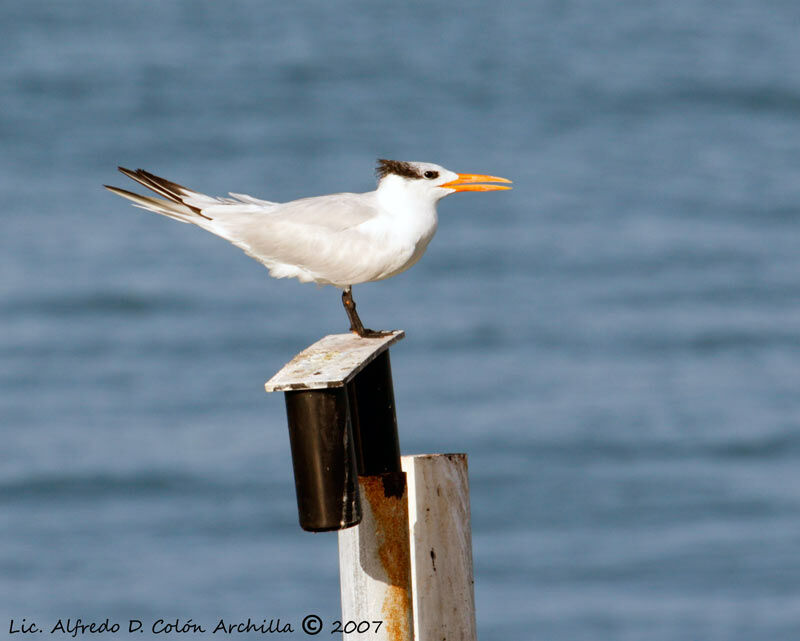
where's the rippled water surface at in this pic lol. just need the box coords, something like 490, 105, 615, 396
2, 2, 800, 639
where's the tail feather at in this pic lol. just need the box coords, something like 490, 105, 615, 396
106, 167, 215, 223
103, 185, 198, 224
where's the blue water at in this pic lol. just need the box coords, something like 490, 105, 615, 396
3, 1, 800, 639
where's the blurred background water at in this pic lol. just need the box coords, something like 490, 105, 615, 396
2, 1, 800, 639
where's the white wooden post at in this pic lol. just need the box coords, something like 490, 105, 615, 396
338, 475, 413, 640
338, 454, 477, 641
403, 453, 477, 641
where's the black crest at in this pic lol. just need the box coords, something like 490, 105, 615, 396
376, 159, 422, 180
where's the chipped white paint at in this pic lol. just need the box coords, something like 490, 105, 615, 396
402, 454, 477, 641
264, 331, 404, 392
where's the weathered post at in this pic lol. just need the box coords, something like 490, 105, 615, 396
265, 332, 478, 641
265, 332, 413, 640
403, 453, 477, 641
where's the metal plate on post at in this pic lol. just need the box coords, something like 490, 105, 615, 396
265, 331, 404, 392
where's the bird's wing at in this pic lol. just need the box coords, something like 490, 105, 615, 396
201, 192, 376, 231
211, 192, 384, 285
269, 193, 378, 230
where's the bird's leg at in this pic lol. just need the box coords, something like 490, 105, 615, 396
341, 287, 392, 339
342, 287, 365, 334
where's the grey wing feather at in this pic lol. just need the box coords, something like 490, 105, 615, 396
210, 192, 382, 284
266, 193, 377, 230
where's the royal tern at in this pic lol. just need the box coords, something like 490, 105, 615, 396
105, 159, 511, 337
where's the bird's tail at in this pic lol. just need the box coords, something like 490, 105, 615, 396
104, 167, 217, 226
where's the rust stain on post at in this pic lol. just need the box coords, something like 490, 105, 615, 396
360, 474, 412, 641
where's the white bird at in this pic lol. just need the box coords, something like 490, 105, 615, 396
105, 159, 511, 337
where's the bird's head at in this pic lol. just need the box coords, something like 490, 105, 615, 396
376, 159, 511, 203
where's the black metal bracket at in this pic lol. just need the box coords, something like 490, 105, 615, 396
265, 332, 404, 532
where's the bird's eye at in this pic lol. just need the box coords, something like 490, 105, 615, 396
424, 170, 439, 179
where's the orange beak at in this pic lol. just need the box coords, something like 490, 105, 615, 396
439, 173, 512, 192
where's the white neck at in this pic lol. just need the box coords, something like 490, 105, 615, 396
375, 175, 439, 218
